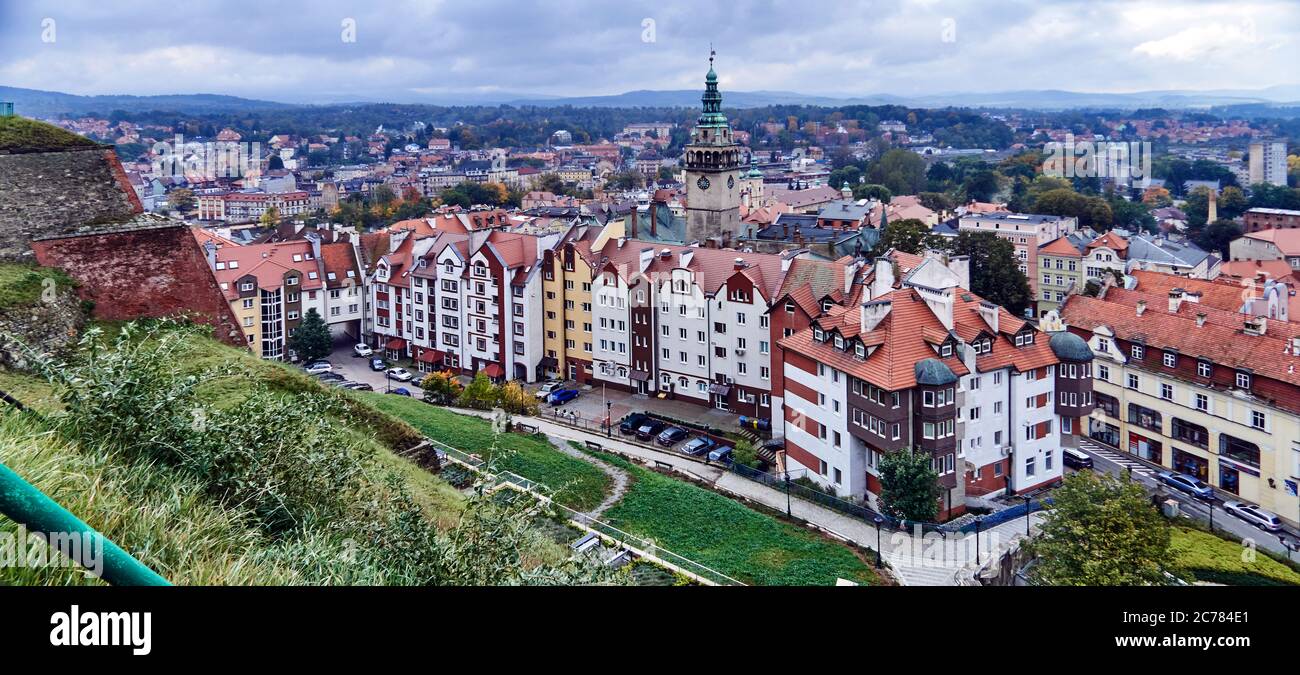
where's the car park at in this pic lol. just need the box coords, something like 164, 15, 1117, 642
618, 413, 650, 435
636, 420, 667, 441
1157, 472, 1215, 500
369, 357, 388, 371
303, 361, 333, 375
1062, 447, 1093, 470
707, 446, 733, 463
656, 426, 688, 446
353, 344, 373, 357
548, 389, 579, 405
1224, 501, 1283, 531
679, 436, 717, 456
386, 367, 414, 382
535, 381, 563, 400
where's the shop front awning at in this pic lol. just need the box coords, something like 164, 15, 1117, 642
385, 338, 407, 351
415, 349, 445, 364
708, 383, 731, 396
538, 356, 559, 368
630, 370, 651, 382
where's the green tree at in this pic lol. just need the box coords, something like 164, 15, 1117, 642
948, 231, 1032, 315
168, 187, 195, 212
456, 373, 499, 410
877, 449, 940, 522
867, 149, 927, 196
871, 218, 935, 256
1026, 471, 1180, 586
259, 206, 281, 227
289, 308, 332, 363
1190, 218, 1242, 259
852, 183, 893, 203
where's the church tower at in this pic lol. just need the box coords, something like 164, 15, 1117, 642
683, 51, 742, 246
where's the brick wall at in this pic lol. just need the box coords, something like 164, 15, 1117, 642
0, 148, 143, 259
31, 223, 246, 348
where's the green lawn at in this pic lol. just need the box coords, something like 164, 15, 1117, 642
0, 116, 99, 153
0, 263, 74, 309
586, 448, 880, 586
1171, 526, 1300, 586
356, 394, 611, 512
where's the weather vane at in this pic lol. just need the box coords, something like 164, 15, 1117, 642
709, 44, 715, 67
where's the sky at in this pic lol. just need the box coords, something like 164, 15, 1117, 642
2, 0, 1297, 103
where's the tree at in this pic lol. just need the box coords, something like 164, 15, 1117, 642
456, 373, 499, 410
498, 380, 539, 416
948, 231, 1032, 315
1190, 218, 1242, 259
1217, 185, 1247, 220
168, 187, 195, 213
867, 149, 927, 196
877, 449, 940, 522
420, 370, 463, 405
289, 308, 332, 363
1025, 471, 1180, 586
852, 183, 893, 203
259, 206, 281, 227
871, 218, 934, 256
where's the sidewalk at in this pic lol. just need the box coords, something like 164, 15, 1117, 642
515, 412, 1041, 586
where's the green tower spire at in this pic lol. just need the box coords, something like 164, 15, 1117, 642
697, 48, 728, 129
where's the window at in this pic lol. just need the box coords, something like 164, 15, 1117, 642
1194, 393, 1209, 412
1160, 383, 1173, 400
1131, 344, 1144, 359
1197, 360, 1212, 378
1162, 352, 1177, 368
1251, 410, 1266, 430
1025, 456, 1036, 477
1097, 364, 1109, 381
1127, 373, 1140, 390
1235, 371, 1251, 390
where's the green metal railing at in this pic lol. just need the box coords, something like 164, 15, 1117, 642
0, 461, 170, 586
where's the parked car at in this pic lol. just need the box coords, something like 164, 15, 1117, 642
1157, 472, 1215, 500
369, 357, 388, 371
618, 413, 650, 435
656, 426, 688, 446
315, 373, 346, 383
341, 382, 374, 392
1224, 501, 1283, 531
707, 446, 734, 463
303, 361, 332, 375
548, 388, 579, 405
679, 436, 717, 457
391, 387, 412, 397
386, 367, 414, 382
1062, 447, 1093, 470
535, 381, 564, 400
636, 420, 667, 441
353, 343, 373, 357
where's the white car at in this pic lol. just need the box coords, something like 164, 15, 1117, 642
535, 381, 563, 400
304, 361, 333, 375
1224, 501, 1283, 531
353, 343, 374, 357
386, 367, 414, 382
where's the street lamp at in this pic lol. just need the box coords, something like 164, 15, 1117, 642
873, 515, 885, 569
784, 471, 792, 517
1207, 494, 1216, 533
1022, 494, 1032, 537
605, 400, 612, 438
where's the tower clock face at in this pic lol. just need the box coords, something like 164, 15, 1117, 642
727, 175, 735, 189
697, 176, 711, 190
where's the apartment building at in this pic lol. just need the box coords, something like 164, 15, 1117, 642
196, 190, 311, 222
1243, 208, 1300, 235
1230, 227, 1300, 269
777, 253, 1091, 519
204, 232, 363, 359
1248, 140, 1288, 188
957, 212, 1078, 316
1062, 270, 1300, 527
540, 224, 604, 384
1037, 235, 1087, 315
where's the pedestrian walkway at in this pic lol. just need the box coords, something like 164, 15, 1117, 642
1079, 438, 1157, 478
516, 413, 1042, 586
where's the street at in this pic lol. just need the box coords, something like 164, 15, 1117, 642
1077, 438, 1299, 559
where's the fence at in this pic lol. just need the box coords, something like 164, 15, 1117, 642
426, 435, 744, 586
955, 498, 1052, 534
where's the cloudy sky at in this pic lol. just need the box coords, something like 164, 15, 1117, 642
2, 0, 1297, 103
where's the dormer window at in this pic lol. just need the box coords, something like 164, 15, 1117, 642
855, 343, 866, 359
286, 276, 299, 285
821, 299, 833, 312
1014, 334, 1025, 347
940, 343, 953, 358
1236, 371, 1252, 390
834, 335, 845, 350
813, 327, 825, 342
785, 300, 796, 314
1131, 344, 1145, 359
1162, 351, 1177, 368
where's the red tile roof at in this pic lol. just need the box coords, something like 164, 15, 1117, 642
210, 239, 324, 300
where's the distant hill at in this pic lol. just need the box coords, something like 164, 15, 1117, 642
0, 86, 297, 118
3, 84, 1298, 116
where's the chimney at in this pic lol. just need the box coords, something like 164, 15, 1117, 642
659, 248, 672, 261
844, 258, 863, 296
978, 301, 1000, 333
1244, 316, 1267, 336
860, 299, 892, 333
733, 257, 746, 271
1196, 312, 1207, 327
871, 257, 895, 299
203, 240, 218, 270
639, 247, 655, 274
681, 249, 695, 268
1136, 300, 1147, 316
947, 255, 971, 291
1168, 288, 1184, 313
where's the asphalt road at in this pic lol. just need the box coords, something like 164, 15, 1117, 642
316, 344, 424, 397
1077, 438, 1300, 560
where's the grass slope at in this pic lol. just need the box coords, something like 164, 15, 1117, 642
0, 263, 75, 309
1171, 526, 1300, 586
357, 394, 611, 512
587, 449, 879, 586
0, 116, 99, 153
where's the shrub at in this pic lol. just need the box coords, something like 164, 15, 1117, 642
456, 372, 499, 410
498, 380, 539, 416
420, 370, 462, 404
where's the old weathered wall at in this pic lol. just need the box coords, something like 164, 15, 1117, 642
0, 285, 87, 369
31, 223, 247, 348
0, 148, 143, 259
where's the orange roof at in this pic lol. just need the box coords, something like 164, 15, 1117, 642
211, 239, 324, 300
1243, 227, 1300, 256
590, 238, 787, 301
1129, 270, 1247, 313
1087, 231, 1129, 253
1039, 235, 1084, 257
320, 242, 360, 289
1218, 259, 1299, 285
1062, 294, 1300, 388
